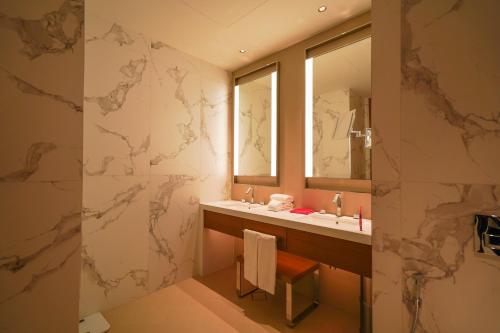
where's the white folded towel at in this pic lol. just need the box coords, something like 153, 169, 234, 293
257, 233, 277, 295
270, 193, 294, 203
243, 229, 259, 286
267, 199, 294, 212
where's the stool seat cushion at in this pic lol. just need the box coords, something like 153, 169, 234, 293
276, 251, 320, 283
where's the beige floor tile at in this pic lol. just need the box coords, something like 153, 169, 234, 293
195, 266, 359, 333
103, 266, 358, 333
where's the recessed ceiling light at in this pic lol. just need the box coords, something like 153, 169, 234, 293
239, 49, 247, 53
318, 5, 327, 13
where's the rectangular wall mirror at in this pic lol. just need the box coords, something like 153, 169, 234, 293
233, 63, 279, 186
305, 25, 371, 192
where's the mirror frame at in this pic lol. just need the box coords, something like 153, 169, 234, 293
232, 62, 280, 187
304, 23, 372, 193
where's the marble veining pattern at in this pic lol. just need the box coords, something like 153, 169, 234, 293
82, 182, 147, 232
86, 23, 134, 46
0, 184, 81, 304
0, 181, 82, 330
149, 175, 196, 261
0, 0, 83, 331
0, 66, 83, 113
401, 0, 500, 184
0, 0, 84, 59
81, 246, 149, 296
237, 79, 271, 176
85, 57, 147, 115
81, 12, 230, 316
0, 142, 57, 182
372, 1, 500, 332
148, 47, 200, 170
313, 89, 370, 179
92, 124, 150, 175
400, 183, 500, 333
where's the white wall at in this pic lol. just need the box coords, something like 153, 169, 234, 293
372, 0, 500, 332
0, 0, 84, 332
80, 10, 231, 316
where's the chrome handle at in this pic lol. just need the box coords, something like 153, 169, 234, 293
350, 128, 372, 148
475, 214, 500, 256
484, 233, 500, 250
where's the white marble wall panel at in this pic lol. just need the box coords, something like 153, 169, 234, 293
238, 80, 271, 176
372, 1, 402, 332
80, 176, 149, 315
313, 89, 351, 178
371, 181, 402, 333
81, 11, 230, 316
0, 71, 83, 181
84, 14, 150, 177
401, 0, 500, 184
400, 182, 500, 332
199, 62, 231, 201
147, 175, 199, 291
0, 0, 84, 331
0, 182, 82, 332
149, 42, 201, 176
372, 0, 500, 332
371, 0, 401, 184
313, 89, 369, 178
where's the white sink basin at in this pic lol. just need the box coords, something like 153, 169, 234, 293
307, 213, 365, 231
308, 212, 355, 223
214, 200, 265, 210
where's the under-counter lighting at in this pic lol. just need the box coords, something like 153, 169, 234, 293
318, 5, 327, 13
305, 58, 314, 178
271, 71, 277, 177
239, 49, 247, 53
233, 84, 240, 176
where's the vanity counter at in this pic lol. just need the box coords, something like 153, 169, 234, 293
200, 200, 371, 245
200, 200, 372, 277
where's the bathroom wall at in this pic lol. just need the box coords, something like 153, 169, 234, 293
238, 78, 271, 176
80, 11, 230, 316
372, 0, 500, 332
0, 0, 84, 332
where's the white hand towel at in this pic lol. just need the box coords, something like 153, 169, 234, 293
243, 229, 259, 286
267, 199, 294, 212
257, 233, 277, 295
270, 194, 294, 203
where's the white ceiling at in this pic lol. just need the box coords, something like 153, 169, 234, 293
87, 0, 371, 71
314, 37, 371, 97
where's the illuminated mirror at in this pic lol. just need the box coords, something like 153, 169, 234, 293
233, 63, 278, 185
305, 27, 371, 191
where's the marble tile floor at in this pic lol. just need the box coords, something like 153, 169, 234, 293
104, 266, 357, 333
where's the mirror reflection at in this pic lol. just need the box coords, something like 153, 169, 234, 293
234, 65, 277, 177
306, 36, 371, 180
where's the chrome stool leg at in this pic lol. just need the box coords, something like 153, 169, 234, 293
286, 282, 293, 326
236, 259, 257, 297
360, 275, 372, 333
286, 268, 320, 327
313, 268, 320, 304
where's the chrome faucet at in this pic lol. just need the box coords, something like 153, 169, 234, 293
245, 186, 255, 204
333, 192, 342, 217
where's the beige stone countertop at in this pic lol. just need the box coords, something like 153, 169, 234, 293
200, 200, 371, 245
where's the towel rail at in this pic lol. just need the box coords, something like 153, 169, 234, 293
243, 228, 283, 248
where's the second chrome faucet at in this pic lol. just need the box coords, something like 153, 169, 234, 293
245, 186, 255, 204
332, 192, 342, 216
